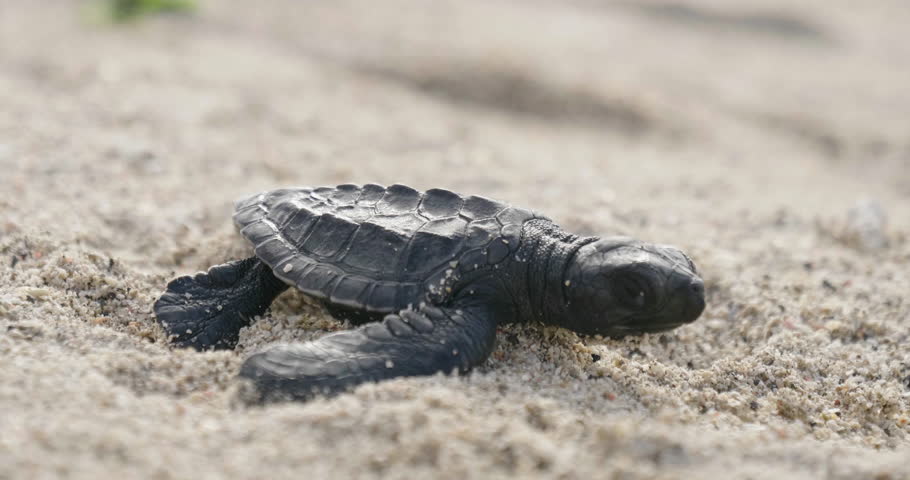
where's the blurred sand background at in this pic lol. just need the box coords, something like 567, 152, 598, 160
1, 0, 910, 478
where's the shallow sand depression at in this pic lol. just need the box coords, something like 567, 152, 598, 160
1, 0, 909, 478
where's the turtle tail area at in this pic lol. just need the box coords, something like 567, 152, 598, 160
153, 257, 289, 351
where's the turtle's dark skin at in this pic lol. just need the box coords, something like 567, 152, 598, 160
154, 184, 705, 402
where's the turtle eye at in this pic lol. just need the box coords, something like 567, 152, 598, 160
616, 275, 650, 309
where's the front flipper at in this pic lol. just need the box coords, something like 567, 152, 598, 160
153, 257, 289, 351
238, 301, 498, 403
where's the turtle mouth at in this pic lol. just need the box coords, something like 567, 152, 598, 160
602, 322, 686, 337
584, 312, 690, 337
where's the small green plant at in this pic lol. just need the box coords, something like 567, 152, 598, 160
104, 0, 196, 22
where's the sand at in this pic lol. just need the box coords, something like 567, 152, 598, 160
1, 0, 909, 478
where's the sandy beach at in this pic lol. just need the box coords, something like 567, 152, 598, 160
1, 0, 909, 478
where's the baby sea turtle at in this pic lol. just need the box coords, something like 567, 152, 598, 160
154, 184, 705, 402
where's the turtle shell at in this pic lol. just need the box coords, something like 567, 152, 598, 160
232, 184, 540, 313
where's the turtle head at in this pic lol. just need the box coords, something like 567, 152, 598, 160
561, 237, 705, 337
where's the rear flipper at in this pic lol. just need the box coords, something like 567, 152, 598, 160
154, 257, 289, 351
238, 301, 498, 403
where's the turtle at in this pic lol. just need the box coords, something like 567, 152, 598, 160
154, 184, 705, 402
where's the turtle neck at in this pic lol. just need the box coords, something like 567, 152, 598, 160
508, 219, 598, 325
